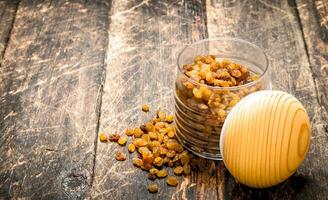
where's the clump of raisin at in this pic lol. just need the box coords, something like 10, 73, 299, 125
101, 109, 198, 193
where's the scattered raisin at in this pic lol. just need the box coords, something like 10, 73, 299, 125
147, 173, 157, 181
156, 169, 168, 178
142, 105, 150, 112
125, 128, 134, 136
149, 168, 159, 175
118, 136, 127, 146
148, 183, 158, 193
99, 133, 108, 142
108, 134, 120, 142
115, 151, 126, 161
166, 176, 178, 187
173, 166, 183, 175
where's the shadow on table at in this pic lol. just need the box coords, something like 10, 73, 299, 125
225, 172, 308, 200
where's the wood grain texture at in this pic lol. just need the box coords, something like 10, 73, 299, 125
296, 0, 328, 115
221, 91, 311, 188
90, 0, 220, 199
0, 0, 109, 199
206, 0, 328, 199
0, 0, 18, 62
0, 0, 326, 199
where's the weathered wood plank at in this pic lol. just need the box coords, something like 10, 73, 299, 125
0, 0, 18, 61
296, 0, 328, 113
0, 0, 109, 199
90, 0, 219, 199
206, 0, 328, 199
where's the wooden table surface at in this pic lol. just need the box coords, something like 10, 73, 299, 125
0, 0, 327, 199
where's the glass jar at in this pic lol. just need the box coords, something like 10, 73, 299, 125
174, 38, 270, 160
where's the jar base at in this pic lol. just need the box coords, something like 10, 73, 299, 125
175, 128, 223, 160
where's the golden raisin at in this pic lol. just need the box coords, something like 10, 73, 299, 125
141, 134, 151, 142
167, 131, 175, 138
148, 183, 158, 193
180, 154, 190, 165
118, 136, 127, 146
99, 133, 108, 142
128, 144, 136, 153
115, 151, 126, 161
194, 55, 203, 63
193, 88, 202, 99
108, 134, 120, 142
183, 63, 194, 71
125, 128, 134, 136
154, 157, 163, 167
148, 173, 157, 181
173, 166, 183, 175
138, 147, 150, 154
165, 115, 174, 123
145, 122, 154, 132
166, 150, 176, 158
166, 176, 178, 186
142, 104, 150, 112
157, 110, 166, 121
156, 169, 168, 178
167, 160, 174, 167
152, 146, 161, 157
183, 81, 194, 89
142, 152, 154, 164
149, 168, 159, 175
158, 133, 164, 143
183, 164, 191, 175
252, 74, 260, 80
132, 157, 143, 167
133, 128, 144, 138
231, 69, 242, 78
148, 132, 158, 140
134, 138, 148, 148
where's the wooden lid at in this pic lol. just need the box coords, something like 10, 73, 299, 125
220, 90, 311, 188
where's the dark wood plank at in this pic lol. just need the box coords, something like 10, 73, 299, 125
90, 0, 220, 199
0, 0, 18, 61
206, 0, 328, 199
0, 0, 109, 199
294, 1, 328, 199
296, 0, 328, 113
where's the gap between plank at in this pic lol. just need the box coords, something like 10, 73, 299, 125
90, 0, 112, 187
292, 0, 324, 113
0, 0, 20, 63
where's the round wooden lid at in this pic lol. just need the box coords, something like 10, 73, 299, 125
220, 90, 311, 188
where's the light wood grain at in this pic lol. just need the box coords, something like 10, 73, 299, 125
296, 0, 328, 113
90, 0, 220, 199
0, 0, 326, 199
206, 0, 328, 199
0, 0, 109, 198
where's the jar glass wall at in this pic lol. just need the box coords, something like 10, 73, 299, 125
174, 38, 270, 160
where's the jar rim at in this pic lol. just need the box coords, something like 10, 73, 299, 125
177, 37, 269, 90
